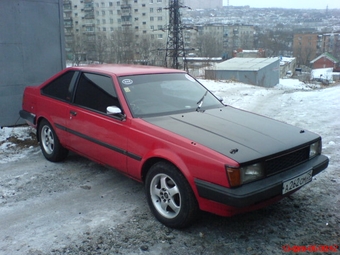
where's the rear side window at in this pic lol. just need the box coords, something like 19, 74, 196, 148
74, 72, 120, 113
41, 71, 76, 101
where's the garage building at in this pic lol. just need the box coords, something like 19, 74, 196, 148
205, 58, 280, 87
0, 0, 65, 127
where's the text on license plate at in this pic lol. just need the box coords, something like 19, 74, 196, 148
282, 170, 313, 194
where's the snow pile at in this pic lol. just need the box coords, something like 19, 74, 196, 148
311, 68, 333, 81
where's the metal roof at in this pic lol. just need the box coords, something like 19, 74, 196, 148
213, 57, 279, 71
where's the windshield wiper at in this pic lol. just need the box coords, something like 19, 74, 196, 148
196, 91, 208, 112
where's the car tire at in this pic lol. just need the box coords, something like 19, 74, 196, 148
145, 161, 199, 228
38, 119, 68, 162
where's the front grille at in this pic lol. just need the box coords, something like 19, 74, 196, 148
265, 146, 310, 176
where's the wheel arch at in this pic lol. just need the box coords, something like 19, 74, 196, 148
140, 152, 196, 194
36, 116, 50, 142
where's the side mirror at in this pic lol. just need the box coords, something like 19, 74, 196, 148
106, 106, 126, 121
216, 96, 223, 103
106, 106, 122, 115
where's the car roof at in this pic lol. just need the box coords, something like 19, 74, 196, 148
66, 64, 186, 77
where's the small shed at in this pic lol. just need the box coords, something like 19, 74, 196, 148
205, 58, 280, 87
310, 52, 339, 70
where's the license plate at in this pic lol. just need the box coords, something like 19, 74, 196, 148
282, 170, 313, 194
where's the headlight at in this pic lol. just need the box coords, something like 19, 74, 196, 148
226, 163, 264, 187
240, 163, 264, 184
309, 140, 321, 158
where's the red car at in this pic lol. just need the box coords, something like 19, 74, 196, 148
20, 64, 329, 228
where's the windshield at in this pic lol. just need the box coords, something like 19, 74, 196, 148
118, 73, 222, 117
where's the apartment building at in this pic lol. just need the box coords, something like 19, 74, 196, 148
184, 24, 255, 58
293, 33, 340, 66
183, 0, 222, 10
63, 0, 169, 63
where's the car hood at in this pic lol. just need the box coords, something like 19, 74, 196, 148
143, 107, 320, 164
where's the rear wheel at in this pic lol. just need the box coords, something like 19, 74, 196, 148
145, 161, 199, 228
38, 119, 68, 162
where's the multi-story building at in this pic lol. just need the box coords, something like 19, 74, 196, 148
183, 0, 222, 10
183, 24, 255, 58
63, 0, 169, 64
293, 33, 340, 66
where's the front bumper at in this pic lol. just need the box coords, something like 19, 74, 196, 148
195, 154, 329, 208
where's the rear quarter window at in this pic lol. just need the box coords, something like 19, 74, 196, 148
41, 71, 76, 101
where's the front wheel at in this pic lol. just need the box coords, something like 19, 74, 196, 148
145, 161, 199, 228
38, 119, 68, 162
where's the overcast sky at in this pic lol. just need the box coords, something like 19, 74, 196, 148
223, 0, 335, 9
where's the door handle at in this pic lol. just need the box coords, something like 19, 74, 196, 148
70, 110, 77, 116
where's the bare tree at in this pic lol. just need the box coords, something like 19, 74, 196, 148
195, 32, 223, 57
95, 31, 109, 63
134, 35, 166, 66
68, 33, 88, 66
257, 29, 293, 57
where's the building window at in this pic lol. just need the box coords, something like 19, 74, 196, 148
142, 4, 145, 7
109, 2, 113, 7
150, 8, 153, 12
151, 25, 154, 30
151, 34, 155, 39
135, 17, 139, 21
102, 19, 106, 24
109, 10, 113, 15
103, 27, 106, 31
143, 22, 146, 25
117, 1, 120, 6
97, 19, 100, 24
135, 9, 138, 12
157, 0, 162, 2
158, 34, 163, 38
150, 17, 154, 21
135, 26, 139, 29
96, 3, 99, 7
157, 25, 162, 29
102, 10, 105, 15
157, 7, 162, 12
157, 16, 162, 21
142, 13, 146, 16
150, 0, 153, 3
110, 27, 114, 31
143, 30, 147, 34
110, 18, 113, 24
101, 2, 105, 7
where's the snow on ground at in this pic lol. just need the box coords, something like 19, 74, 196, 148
1, 78, 339, 172
199, 78, 340, 183
0, 126, 39, 164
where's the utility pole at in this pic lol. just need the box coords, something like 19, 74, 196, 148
165, 0, 187, 70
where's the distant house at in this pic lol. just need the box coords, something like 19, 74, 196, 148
310, 52, 339, 70
205, 57, 280, 87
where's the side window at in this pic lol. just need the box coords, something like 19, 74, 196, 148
74, 72, 120, 113
41, 71, 76, 101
